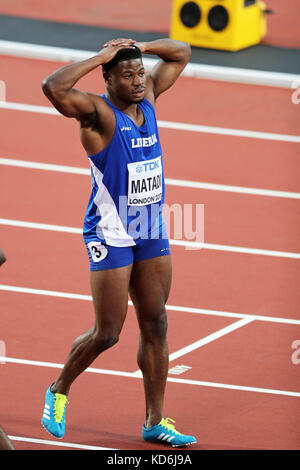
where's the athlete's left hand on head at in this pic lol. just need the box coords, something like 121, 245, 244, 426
103, 38, 136, 48
132, 42, 147, 53
103, 39, 147, 54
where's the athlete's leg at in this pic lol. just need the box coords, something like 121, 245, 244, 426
52, 264, 132, 395
129, 255, 172, 428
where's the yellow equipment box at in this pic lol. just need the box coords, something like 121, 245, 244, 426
170, 0, 269, 51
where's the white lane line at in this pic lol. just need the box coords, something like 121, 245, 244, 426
168, 317, 253, 362
169, 239, 300, 259
0, 356, 136, 378
1, 217, 300, 259
166, 377, 300, 398
0, 157, 90, 175
1, 355, 299, 398
1, 283, 300, 326
132, 318, 253, 377
0, 283, 92, 301
1, 100, 300, 143
1, 157, 300, 200
0, 218, 82, 234
1, 40, 299, 89
0, 340, 6, 364
0, 101, 59, 115
165, 178, 300, 200
9, 435, 117, 450
158, 119, 300, 144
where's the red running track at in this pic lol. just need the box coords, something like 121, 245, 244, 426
0, 54, 300, 450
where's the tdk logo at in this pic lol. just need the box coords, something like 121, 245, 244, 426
136, 160, 160, 172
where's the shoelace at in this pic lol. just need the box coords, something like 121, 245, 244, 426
54, 393, 68, 423
160, 417, 183, 436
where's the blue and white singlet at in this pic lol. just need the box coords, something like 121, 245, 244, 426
83, 95, 165, 247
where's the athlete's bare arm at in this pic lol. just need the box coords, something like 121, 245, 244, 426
138, 39, 191, 102
42, 41, 136, 154
42, 41, 136, 120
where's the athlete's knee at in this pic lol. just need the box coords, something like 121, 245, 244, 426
92, 328, 119, 354
140, 308, 168, 341
156, 309, 168, 340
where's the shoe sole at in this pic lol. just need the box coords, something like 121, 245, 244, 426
143, 438, 197, 447
41, 419, 65, 439
171, 440, 197, 447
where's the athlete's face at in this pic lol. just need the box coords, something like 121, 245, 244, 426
107, 59, 146, 103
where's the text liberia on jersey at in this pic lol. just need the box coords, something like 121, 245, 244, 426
131, 133, 158, 148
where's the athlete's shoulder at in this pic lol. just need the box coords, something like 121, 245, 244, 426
79, 93, 116, 154
87, 93, 113, 112
85, 93, 116, 127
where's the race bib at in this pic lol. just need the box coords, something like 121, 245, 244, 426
127, 156, 162, 206
87, 241, 108, 263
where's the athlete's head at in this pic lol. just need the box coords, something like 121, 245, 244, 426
102, 46, 146, 103
102, 46, 142, 73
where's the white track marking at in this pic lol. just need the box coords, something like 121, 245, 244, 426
0, 40, 299, 88
169, 239, 300, 259
1, 283, 300, 325
0, 218, 82, 234
0, 283, 92, 300
0, 356, 136, 378
164, 178, 300, 200
1, 100, 300, 143
168, 318, 253, 361
0, 101, 58, 115
157, 119, 300, 144
8, 435, 117, 450
1, 157, 300, 200
0, 157, 90, 175
132, 318, 253, 377
0, 355, 299, 398
0, 80, 5, 101
166, 377, 300, 397
0, 340, 5, 364
1, 218, 300, 259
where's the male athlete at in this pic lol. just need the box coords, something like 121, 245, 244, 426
41, 37, 196, 447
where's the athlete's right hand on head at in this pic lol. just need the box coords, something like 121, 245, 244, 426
98, 40, 136, 64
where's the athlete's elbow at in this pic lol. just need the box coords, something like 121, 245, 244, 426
42, 78, 70, 117
181, 42, 192, 62
42, 76, 50, 92
42, 77, 56, 97
0, 249, 6, 266
41, 77, 64, 102
171, 41, 191, 65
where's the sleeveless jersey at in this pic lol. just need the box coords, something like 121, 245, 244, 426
83, 95, 165, 247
